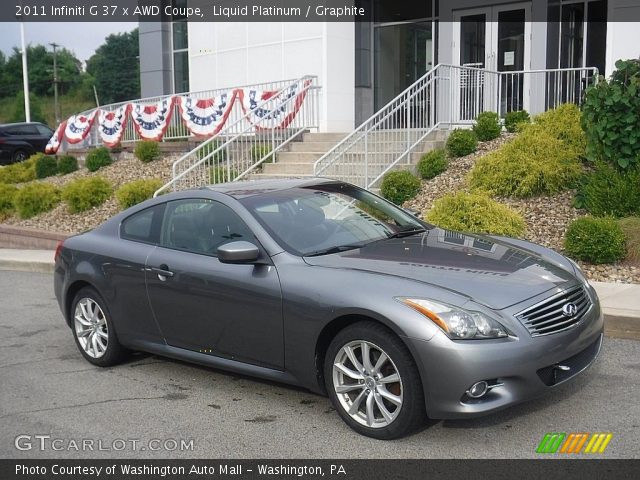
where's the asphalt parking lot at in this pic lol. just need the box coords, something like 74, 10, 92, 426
1, 271, 638, 459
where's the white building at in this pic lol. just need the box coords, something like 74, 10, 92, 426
139, 0, 640, 132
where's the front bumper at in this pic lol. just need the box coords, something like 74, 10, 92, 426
405, 295, 604, 419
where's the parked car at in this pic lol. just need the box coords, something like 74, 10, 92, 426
0, 122, 54, 164
53, 178, 603, 439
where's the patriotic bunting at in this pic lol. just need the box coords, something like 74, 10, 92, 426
178, 92, 236, 137
45, 121, 67, 154
64, 111, 98, 144
130, 98, 175, 141
98, 105, 131, 147
238, 80, 310, 129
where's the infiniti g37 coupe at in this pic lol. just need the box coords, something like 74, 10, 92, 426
54, 178, 603, 439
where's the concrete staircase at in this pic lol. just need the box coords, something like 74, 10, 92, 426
247, 130, 447, 181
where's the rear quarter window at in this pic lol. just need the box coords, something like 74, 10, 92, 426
120, 204, 165, 244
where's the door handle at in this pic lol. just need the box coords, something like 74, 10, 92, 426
150, 264, 174, 280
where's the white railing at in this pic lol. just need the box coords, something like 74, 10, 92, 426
68, 77, 310, 149
154, 76, 320, 196
314, 64, 598, 189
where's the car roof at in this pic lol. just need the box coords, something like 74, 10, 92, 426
0, 122, 49, 128
202, 177, 339, 199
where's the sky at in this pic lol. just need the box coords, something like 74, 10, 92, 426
0, 22, 136, 64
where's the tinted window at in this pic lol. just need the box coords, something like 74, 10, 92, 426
160, 199, 255, 256
121, 204, 165, 244
36, 125, 53, 136
6, 125, 39, 135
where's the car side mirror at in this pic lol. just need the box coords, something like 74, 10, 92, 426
217, 241, 260, 264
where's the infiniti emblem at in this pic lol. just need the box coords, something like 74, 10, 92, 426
562, 303, 578, 317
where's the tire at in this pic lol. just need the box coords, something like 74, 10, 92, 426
12, 150, 29, 163
70, 287, 129, 367
324, 321, 426, 439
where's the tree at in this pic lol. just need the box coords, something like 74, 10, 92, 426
86, 29, 140, 105
10, 91, 46, 124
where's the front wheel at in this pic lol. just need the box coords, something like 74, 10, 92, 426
12, 150, 28, 163
324, 321, 426, 439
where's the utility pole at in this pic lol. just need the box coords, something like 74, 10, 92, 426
50, 42, 60, 124
20, 21, 30, 122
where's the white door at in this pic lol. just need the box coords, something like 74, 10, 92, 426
452, 3, 531, 121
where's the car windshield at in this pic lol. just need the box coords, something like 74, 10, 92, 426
240, 182, 428, 256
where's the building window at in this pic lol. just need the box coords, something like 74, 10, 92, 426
171, 0, 189, 93
547, 0, 607, 75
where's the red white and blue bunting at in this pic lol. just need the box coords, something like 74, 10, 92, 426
178, 92, 237, 137
130, 98, 175, 141
98, 105, 131, 148
238, 80, 310, 129
64, 111, 98, 144
45, 121, 66, 154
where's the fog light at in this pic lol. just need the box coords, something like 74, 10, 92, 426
466, 381, 489, 398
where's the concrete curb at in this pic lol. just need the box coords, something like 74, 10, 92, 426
0, 259, 55, 274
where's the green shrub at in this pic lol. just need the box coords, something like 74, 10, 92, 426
417, 149, 448, 180
618, 217, 640, 262
582, 59, 640, 170
533, 103, 586, 159
426, 192, 525, 237
62, 177, 112, 213
473, 111, 502, 141
85, 147, 113, 172
0, 156, 37, 184
250, 144, 275, 164
446, 129, 478, 157
504, 110, 530, 133
0, 184, 18, 220
209, 166, 238, 184
34, 155, 58, 179
13, 183, 61, 219
134, 141, 161, 163
468, 127, 582, 198
57, 155, 78, 175
116, 179, 163, 209
199, 140, 227, 162
564, 216, 626, 264
576, 163, 640, 217
380, 170, 421, 205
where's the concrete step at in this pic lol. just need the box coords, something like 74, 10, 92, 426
262, 162, 315, 175
302, 132, 348, 143
287, 142, 340, 153
246, 173, 315, 181
276, 152, 324, 163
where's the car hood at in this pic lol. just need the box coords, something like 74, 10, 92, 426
303, 229, 576, 310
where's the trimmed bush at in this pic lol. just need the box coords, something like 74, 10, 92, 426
198, 140, 227, 162
250, 144, 275, 164
446, 129, 478, 157
62, 177, 112, 213
426, 192, 525, 237
0, 184, 18, 220
473, 111, 502, 141
576, 163, 640, 217
504, 110, 530, 133
380, 171, 421, 205
564, 216, 626, 264
57, 155, 79, 175
468, 127, 583, 198
0, 156, 36, 184
618, 217, 640, 262
34, 155, 58, 179
533, 103, 586, 159
116, 179, 163, 209
13, 183, 61, 219
86, 147, 113, 172
209, 166, 238, 184
582, 59, 640, 170
417, 149, 448, 180
134, 141, 161, 163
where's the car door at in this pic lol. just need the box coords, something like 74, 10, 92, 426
145, 198, 285, 369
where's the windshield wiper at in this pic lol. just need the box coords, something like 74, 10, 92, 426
386, 227, 427, 239
304, 244, 365, 257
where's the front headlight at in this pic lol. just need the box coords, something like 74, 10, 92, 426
397, 297, 509, 340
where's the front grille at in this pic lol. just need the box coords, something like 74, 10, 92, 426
515, 285, 591, 337
537, 334, 602, 386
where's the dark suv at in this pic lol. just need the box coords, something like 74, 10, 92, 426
0, 122, 54, 164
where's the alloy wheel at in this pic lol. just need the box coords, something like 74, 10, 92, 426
74, 298, 109, 358
332, 340, 403, 428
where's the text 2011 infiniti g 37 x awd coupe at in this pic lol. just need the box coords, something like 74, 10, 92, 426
54, 178, 603, 439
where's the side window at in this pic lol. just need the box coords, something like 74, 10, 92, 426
36, 125, 53, 136
160, 199, 255, 256
121, 204, 165, 244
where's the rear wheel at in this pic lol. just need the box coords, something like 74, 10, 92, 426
71, 287, 129, 367
12, 150, 28, 163
324, 321, 426, 439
